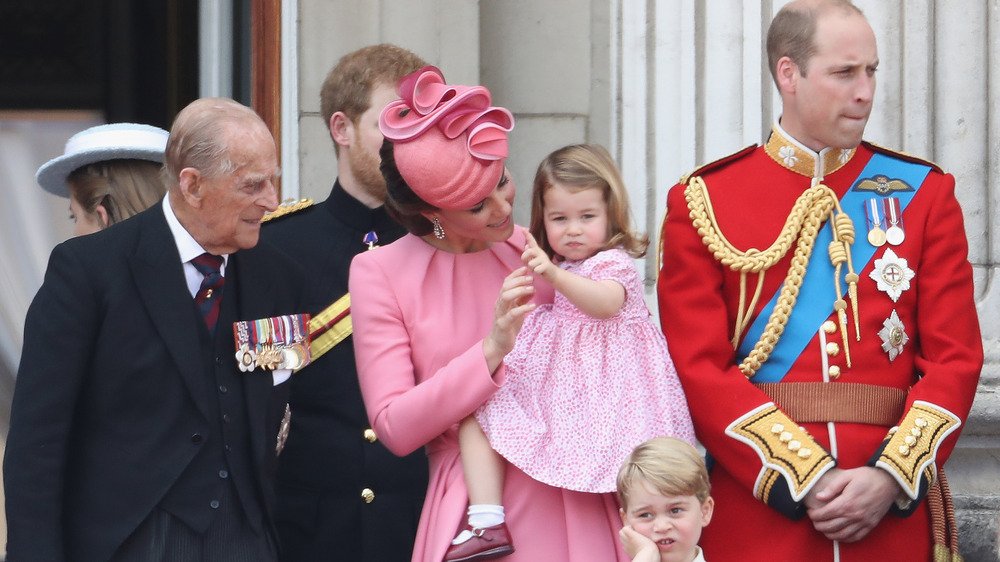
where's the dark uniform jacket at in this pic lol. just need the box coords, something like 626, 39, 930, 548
262, 182, 428, 561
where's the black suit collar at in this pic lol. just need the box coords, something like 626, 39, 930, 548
323, 180, 403, 238
129, 207, 214, 419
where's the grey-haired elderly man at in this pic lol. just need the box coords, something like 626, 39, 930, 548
5, 98, 307, 561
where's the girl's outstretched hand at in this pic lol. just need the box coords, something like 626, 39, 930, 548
483, 266, 536, 373
522, 229, 559, 284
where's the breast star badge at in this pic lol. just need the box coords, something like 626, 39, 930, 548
869, 248, 915, 302
878, 310, 908, 362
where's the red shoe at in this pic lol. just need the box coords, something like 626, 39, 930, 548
444, 522, 515, 562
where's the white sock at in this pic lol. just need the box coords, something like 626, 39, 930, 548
468, 504, 505, 528
452, 504, 505, 544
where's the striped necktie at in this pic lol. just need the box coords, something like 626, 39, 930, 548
191, 253, 225, 333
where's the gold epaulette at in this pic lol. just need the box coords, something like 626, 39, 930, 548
678, 144, 758, 184
261, 198, 314, 223
861, 141, 944, 174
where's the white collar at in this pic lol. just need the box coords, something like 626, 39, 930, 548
162, 196, 229, 270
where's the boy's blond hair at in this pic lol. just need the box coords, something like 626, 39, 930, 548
617, 437, 711, 507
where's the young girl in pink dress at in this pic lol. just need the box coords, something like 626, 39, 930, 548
448, 144, 695, 561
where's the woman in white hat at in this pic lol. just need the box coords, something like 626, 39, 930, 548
36, 122, 169, 236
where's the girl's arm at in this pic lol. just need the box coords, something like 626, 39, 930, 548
522, 230, 625, 319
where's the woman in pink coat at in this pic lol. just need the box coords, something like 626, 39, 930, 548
349, 66, 628, 562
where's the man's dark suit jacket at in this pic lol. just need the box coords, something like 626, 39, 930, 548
4, 202, 305, 561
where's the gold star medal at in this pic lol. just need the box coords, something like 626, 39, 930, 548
869, 248, 915, 302
877, 310, 908, 362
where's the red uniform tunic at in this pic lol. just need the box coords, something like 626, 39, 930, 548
657, 125, 983, 561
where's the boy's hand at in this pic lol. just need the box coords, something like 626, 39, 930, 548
521, 229, 558, 283
618, 525, 659, 562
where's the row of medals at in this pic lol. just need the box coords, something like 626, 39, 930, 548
865, 196, 904, 247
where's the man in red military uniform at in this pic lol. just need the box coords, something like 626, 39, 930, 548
657, 1, 983, 560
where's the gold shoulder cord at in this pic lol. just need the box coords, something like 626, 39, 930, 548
684, 176, 859, 378
261, 198, 314, 223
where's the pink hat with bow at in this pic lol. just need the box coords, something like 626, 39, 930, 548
379, 66, 514, 210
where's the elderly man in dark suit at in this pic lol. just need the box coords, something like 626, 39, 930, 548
4, 97, 305, 561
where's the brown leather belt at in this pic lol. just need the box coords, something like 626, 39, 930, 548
754, 382, 907, 426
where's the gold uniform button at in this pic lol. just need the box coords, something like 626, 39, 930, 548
780, 431, 793, 443
898, 445, 910, 457
828, 365, 841, 380
771, 423, 785, 434
825, 342, 840, 357
910, 427, 922, 438
822, 320, 838, 334
797, 448, 812, 459
904, 435, 917, 447
361, 488, 375, 504
915, 418, 928, 428
363, 429, 378, 443
788, 440, 801, 452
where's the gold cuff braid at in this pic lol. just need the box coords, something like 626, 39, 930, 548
876, 401, 961, 499
726, 404, 834, 501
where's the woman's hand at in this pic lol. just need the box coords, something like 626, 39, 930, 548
521, 230, 559, 284
618, 525, 659, 562
483, 266, 536, 374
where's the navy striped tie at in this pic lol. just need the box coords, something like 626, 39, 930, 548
191, 253, 225, 334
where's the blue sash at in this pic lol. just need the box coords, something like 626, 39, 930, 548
737, 153, 930, 382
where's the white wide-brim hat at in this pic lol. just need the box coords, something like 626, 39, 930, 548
36, 122, 169, 198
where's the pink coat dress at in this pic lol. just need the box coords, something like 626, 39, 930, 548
350, 229, 629, 562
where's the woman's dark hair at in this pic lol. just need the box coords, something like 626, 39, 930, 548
380, 138, 437, 236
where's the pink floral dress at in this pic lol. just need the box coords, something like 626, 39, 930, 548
477, 249, 695, 493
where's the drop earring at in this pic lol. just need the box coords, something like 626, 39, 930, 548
432, 217, 446, 239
